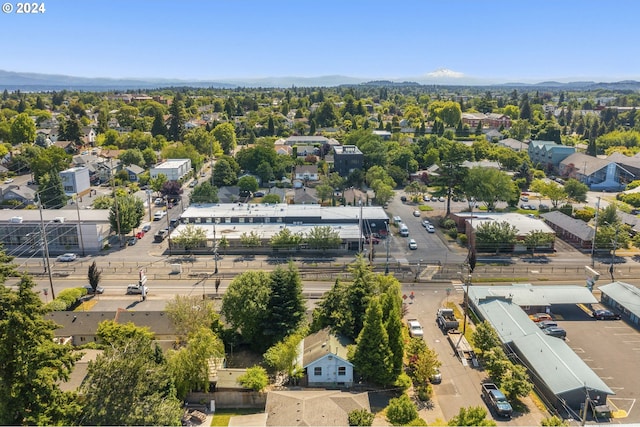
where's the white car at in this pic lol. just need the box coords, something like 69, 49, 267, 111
153, 211, 167, 221
56, 253, 77, 262
426, 224, 436, 233
126, 284, 149, 295
407, 319, 424, 338
408, 239, 418, 250
421, 219, 431, 228
4, 178, 14, 184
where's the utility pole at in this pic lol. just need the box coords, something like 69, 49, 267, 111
609, 223, 619, 282
110, 159, 122, 247
591, 197, 601, 268
75, 194, 85, 256
385, 222, 390, 275
37, 196, 55, 299
166, 195, 172, 256
358, 198, 363, 254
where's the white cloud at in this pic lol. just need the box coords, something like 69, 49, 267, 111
425, 68, 465, 78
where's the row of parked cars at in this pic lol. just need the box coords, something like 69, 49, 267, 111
529, 308, 622, 340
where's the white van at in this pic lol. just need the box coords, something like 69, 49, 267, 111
399, 224, 409, 237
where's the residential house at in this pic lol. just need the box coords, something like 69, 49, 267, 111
498, 138, 527, 152
484, 129, 503, 141
81, 126, 96, 145
53, 140, 76, 154
294, 165, 319, 183
528, 140, 576, 172
265, 390, 370, 427
150, 159, 192, 181
462, 112, 487, 128
486, 113, 512, 128
273, 144, 292, 156
293, 187, 319, 204
462, 160, 501, 170
559, 152, 634, 191
0, 185, 36, 207
60, 166, 91, 196
125, 164, 145, 182
540, 211, 594, 249
298, 328, 354, 387
293, 144, 319, 158
281, 135, 330, 146
333, 145, 364, 177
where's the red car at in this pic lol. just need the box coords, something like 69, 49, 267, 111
136, 231, 145, 239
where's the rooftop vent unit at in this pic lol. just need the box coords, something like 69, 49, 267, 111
53, 217, 65, 223
9, 216, 23, 223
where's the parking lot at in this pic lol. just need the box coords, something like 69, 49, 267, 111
550, 303, 640, 423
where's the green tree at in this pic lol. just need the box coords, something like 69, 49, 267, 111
87, 261, 101, 294
500, 362, 533, 400
475, 221, 518, 254
150, 173, 168, 195
237, 365, 268, 391
263, 331, 305, 378
213, 122, 237, 155
240, 230, 261, 247
524, 230, 555, 257
212, 158, 238, 187
167, 327, 224, 398
9, 112, 36, 145
221, 271, 271, 349
166, 295, 221, 342
409, 344, 441, 387
190, 181, 219, 204
119, 148, 145, 167
0, 274, 81, 425
109, 194, 145, 237
262, 193, 281, 204
172, 224, 207, 251
435, 139, 473, 214
463, 167, 516, 211
78, 333, 182, 426
315, 183, 334, 204
541, 415, 569, 426
151, 110, 167, 137
563, 178, 589, 202
348, 409, 375, 427
471, 321, 501, 355
266, 264, 306, 347
38, 171, 67, 209
270, 227, 303, 250
447, 406, 496, 426
385, 394, 419, 426
372, 181, 395, 206
530, 179, 568, 208
305, 225, 342, 250
28, 146, 72, 181
351, 298, 394, 385
238, 175, 259, 193
168, 94, 186, 141
381, 282, 404, 379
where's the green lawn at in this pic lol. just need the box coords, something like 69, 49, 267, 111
211, 408, 263, 426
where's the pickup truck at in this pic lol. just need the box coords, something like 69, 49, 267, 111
436, 308, 460, 332
481, 382, 513, 418
407, 319, 424, 339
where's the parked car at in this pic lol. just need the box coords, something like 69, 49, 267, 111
141, 224, 152, 232
537, 320, 558, 330
413, 210, 421, 217
543, 326, 567, 339
126, 284, 149, 295
127, 236, 137, 246
154, 197, 165, 206
135, 231, 145, 239
408, 239, 418, 250
83, 284, 104, 295
422, 219, 431, 227
400, 196, 407, 202
254, 191, 265, 197
407, 319, 424, 338
520, 204, 535, 210
56, 253, 77, 262
438, 196, 445, 202
426, 224, 436, 233
189, 180, 197, 188
153, 211, 167, 221
3, 178, 14, 184
521, 196, 529, 202
430, 368, 442, 384
529, 313, 553, 323
592, 309, 621, 320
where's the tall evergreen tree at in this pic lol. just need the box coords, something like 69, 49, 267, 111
351, 298, 394, 385
151, 110, 167, 137
0, 268, 81, 425
380, 282, 404, 379
38, 171, 67, 209
168, 94, 185, 141
265, 263, 306, 347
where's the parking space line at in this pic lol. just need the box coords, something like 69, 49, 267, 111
571, 347, 585, 353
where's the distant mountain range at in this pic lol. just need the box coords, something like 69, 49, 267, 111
2, 69, 640, 91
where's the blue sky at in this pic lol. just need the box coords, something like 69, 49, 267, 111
1, 0, 639, 82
